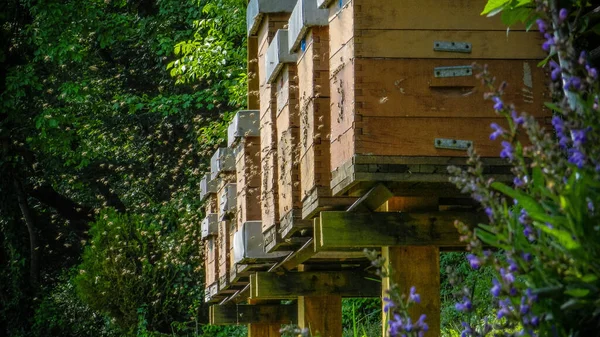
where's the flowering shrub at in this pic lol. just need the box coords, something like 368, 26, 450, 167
448, 0, 600, 336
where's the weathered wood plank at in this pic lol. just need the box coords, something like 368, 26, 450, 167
210, 304, 297, 325
248, 324, 282, 337
346, 183, 393, 212
355, 30, 544, 59
317, 211, 486, 249
250, 271, 381, 299
298, 296, 342, 337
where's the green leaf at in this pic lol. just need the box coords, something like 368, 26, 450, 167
48, 119, 58, 128
581, 274, 598, 283
565, 288, 590, 298
476, 228, 499, 246
534, 222, 580, 250
544, 102, 563, 112
481, 0, 510, 16
491, 182, 555, 223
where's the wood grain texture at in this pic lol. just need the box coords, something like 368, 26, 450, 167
217, 220, 230, 289
236, 137, 262, 225
355, 30, 545, 59
248, 36, 260, 110
210, 304, 297, 325
277, 127, 302, 219
300, 97, 331, 199
355, 116, 521, 158
298, 296, 343, 337
260, 149, 279, 233
317, 211, 482, 249
205, 237, 219, 287
354, 0, 520, 31
251, 271, 381, 299
297, 27, 330, 100
352, 58, 547, 118
248, 324, 282, 337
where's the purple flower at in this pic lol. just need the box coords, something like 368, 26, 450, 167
508, 258, 519, 272
579, 51, 587, 65
485, 207, 493, 218
490, 122, 505, 140
519, 209, 529, 224
491, 279, 501, 297
522, 252, 532, 262
511, 110, 525, 125
542, 33, 555, 51
383, 297, 395, 313
587, 65, 598, 79
571, 128, 587, 147
549, 60, 561, 81
492, 96, 504, 111
500, 141, 515, 160
523, 224, 535, 241
389, 314, 403, 336
536, 19, 547, 33
409, 286, 421, 304
500, 267, 515, 284
467, 254, 481, 269
455, 297, 472, 312
552, 116, 569, 149
568, 148, 586, 168
514, 176, 525, 187
588, 200, 595, 213
531, 316, 540, 327
559, 8, 568, 22
565, 76, 582, 91
416, 314, 428, 331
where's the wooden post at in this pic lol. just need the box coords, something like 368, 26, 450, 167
382, 197, 441, 337
248, 323, 281, 337
298, 296, 342, 337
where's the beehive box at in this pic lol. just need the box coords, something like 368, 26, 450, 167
323, 0, 548, 195
229, 111, 262, 228
255, 9, 293, 235
204, 237, 219, 303
296, 27, 331, 205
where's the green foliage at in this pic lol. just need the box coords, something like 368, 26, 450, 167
341, 298, 382, 337
75, 208, 204, 334
32, 270, 120, 337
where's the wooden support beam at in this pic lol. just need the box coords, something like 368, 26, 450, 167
382, 197, 441, 337
346, 183, 393, 212
248, 324, 281, 337
250, 271, 380, 300
316, 211, 485, 250
298, 296, 342, 337
210, 304, 297, 325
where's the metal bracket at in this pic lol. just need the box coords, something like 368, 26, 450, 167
433, 41, 472, 53
434, 65, 473, 78
434, 138, 473, 151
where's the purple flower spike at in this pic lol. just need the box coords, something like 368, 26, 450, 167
571, 129, 587, 147
579, 51, 587, 65
568, 149, 586, 168
511, 110, 525, 125
549, 60, 561, 81
565, 76, 582, 91
491, 279, 501, 297
490, 122, 505, 140
500, 141, 515, 160
542, 34, 555, 51
409, 286, 421, 304
492, 96, 504, 111
536, 19, 547, 33
559, 8, 568, 22
586, 65, 598, 79
467, 254, 481, 269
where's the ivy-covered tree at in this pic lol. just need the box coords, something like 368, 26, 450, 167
0, 0, 246, 335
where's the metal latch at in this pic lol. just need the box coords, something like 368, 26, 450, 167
433, 41, 472, 53
434, 138, 473, 150
434, 65, 473, 78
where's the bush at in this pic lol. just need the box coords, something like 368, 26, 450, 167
75, 208, 204, 335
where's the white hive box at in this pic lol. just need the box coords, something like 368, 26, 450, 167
233, 221, 288, 264
200, 173, 219, 202
201, 213, 218, 239
219, 183, 237, 220
227, 110, 260, 148
210, 147, 235, 180
288, 0, 329, 52
266, 30, 298, 83
246, 0, 297, 36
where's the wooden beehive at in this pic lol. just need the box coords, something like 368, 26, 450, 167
204, 237, 219, 303
322, 0, 548, 195
253, 7, 294, 235
229, 111, 262, 228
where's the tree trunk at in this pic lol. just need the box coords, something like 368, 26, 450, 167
13, 178, 40, 287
